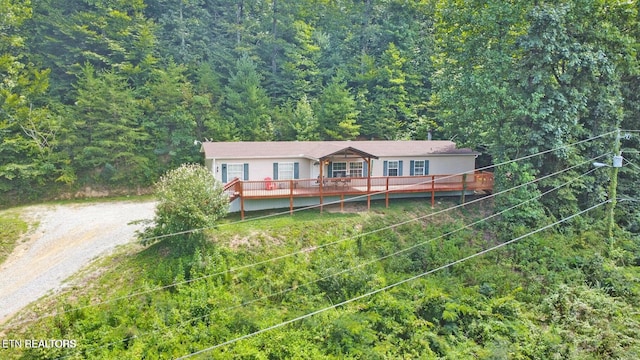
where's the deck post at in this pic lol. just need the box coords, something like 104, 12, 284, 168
240, 181, 245, 220
290, 180, 294, 215
319, 162, 324, 213
431, 175, 435, 208
366, 158, 372, 210
385, 177, 390, 208
461, 173, 467, 204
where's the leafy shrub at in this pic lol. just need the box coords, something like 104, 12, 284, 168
146, 163, 228, 248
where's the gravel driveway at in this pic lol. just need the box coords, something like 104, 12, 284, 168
0, 200, 156, 325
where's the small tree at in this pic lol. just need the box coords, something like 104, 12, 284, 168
150, 164, 228, 246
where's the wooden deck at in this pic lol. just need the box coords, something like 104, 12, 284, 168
224, 172, 494, 219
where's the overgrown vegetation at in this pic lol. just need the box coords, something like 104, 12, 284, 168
0, 209, 28, 265
142, 164, 228, 249
4, 200, 639, 359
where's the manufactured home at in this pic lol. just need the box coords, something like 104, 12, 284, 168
201, 141, 493, 218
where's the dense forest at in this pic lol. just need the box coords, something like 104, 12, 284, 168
1, 0, 638, 220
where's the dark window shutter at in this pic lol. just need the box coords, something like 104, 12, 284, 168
363, 161, 368, 177
221, 163, 228, 183
243, 163, 249, 180
327, 162, 333, 178
294, 162, 300, 179
398, 160, 403, 176
425, 160, 430, 175
273, 162, 278, 180
383, 160, 388, 176
410, 160, 415, 176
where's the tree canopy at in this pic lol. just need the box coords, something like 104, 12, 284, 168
0, 0, 638, 231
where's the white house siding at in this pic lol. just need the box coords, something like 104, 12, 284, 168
210, 157, 313, 183
321, 155, 476, 179
369, 155, 476, 177
210, 155, 478, 183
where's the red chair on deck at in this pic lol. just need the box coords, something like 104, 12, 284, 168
264, 177, 276, 190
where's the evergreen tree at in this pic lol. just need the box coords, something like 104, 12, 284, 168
190, 62, 233, 142
269, 20, 323, 103
357, 43, 414, 139
291, 95, 320, 141
68, 64, 149, 185
143, 61, 198, 170
146, 0, 215, 64
25, 0, 157, 101
223, 55, 273, 141
315, 75, 360, 140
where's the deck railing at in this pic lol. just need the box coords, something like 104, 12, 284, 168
228, 171, 493, 218
231, 171, 493, 199
222, 177, 242, 201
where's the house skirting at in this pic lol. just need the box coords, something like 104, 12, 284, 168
228, 190, 477, 214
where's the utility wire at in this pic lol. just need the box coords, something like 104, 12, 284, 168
6, 130, 616, 331
231, 130, 616, 222
624, 159, 640, 173
5, 153, 606, 330
68, 164, 600, 359
619, 159, 640, 204
176, 200, 609, 359
137, 131, 617, 243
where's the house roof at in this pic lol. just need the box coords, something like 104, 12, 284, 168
201, 141, 479, 160
319, 146, 379, 160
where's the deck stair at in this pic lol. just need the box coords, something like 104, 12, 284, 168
223, 178, 241, 202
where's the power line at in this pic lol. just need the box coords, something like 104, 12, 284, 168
624, 159, 640, 173
619, 159, 640, 204
176, 200, 609, 359
5, 153, 606, 330
136, 130, 617, 243
69, 165, 601, 359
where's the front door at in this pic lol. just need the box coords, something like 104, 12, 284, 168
311, 161, 320, 180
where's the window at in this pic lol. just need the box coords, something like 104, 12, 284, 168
413, 160, 426, 176
349, 161, 363, 177
278, 162, 295, 180
332, 162, 347, 177
387, 161, 399, 176
227, 163, 244, 181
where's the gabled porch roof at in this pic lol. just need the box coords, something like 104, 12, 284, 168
318, 146, 379, 162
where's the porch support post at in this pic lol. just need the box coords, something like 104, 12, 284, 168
319, 159, 324, 213
431, 175, 435, 209
461, 173, 467, 204
366, 157, 372, 210
290, 179, 294, 215
385, 177, 389, 208
240, 181, 245, 220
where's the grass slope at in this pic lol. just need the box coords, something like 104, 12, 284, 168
3, 199, 640, 359
0, 209, 29, 265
